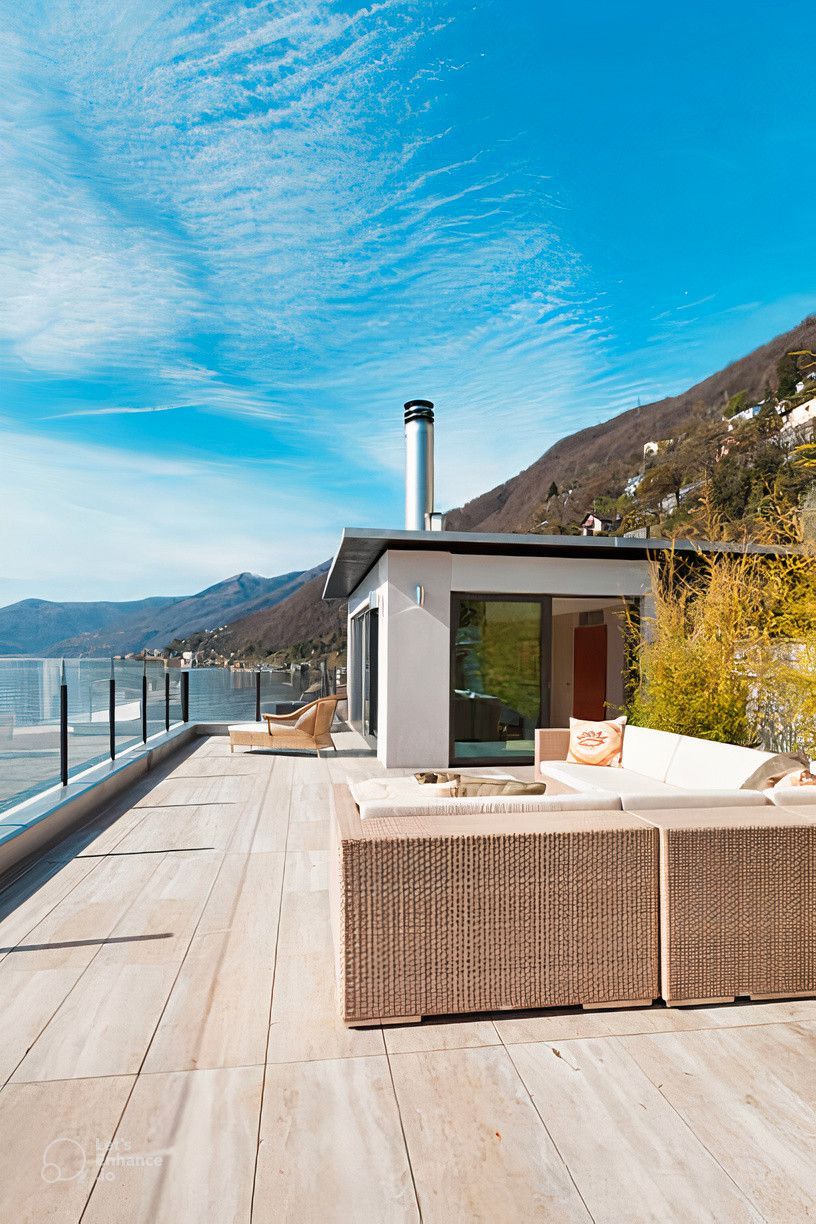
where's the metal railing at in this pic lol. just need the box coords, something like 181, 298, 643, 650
0, 657, 344, 816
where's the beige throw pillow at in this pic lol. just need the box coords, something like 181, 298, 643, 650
566, 716, 626, 767
773, 767, 816, 790
741, 751, 810, 791
454, 778, 547, 798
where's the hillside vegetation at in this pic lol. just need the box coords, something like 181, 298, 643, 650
446, 314, 816, 537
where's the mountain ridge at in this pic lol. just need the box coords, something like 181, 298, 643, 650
0, 565, 328, 657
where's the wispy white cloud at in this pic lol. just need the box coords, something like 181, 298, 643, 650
0, 428, 362, 602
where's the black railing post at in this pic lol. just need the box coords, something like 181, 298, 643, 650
141, 658, 148, 743
255, 668, 261, 722
109, 657, 116, 760
181, 669, 190, 722
165, 666, 170, 732
59, 659, 69, 786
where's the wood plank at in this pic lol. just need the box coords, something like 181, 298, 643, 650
384, 1018, 500, 1055
0, 1075, 134, 1224
0, 854, 165, 1085
267, 851, 384, 1063
254, 1056, 418, 1223
621, 1024, 816, 1220
494, 996, 816, 1044
389, 1046, 591, 1222
12, 851, 223, 1082
0, 857, 99, 963
227, 756, 292, 854
136, 772, 247, 809
110, 804, 240, 854
510, 1038, 760, 1222
82, 1066, 263, 1224
143, 853, 284, 1072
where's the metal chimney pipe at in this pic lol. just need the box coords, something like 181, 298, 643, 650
404, 399, 434, 531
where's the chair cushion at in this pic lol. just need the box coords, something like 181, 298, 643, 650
229, 723, 267, 734
663, 736, 774, 790
294, 704, 318, 735
620, 726, 682, 783
566, 716, 626, 767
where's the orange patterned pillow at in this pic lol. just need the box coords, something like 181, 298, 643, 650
566, 716, 626, 767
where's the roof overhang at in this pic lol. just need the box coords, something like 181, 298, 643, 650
322, 527, 785, 600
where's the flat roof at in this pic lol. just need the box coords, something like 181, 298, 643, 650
322, 527, 784, 599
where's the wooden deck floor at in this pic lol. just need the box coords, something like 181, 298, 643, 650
1, 730, 816, 1223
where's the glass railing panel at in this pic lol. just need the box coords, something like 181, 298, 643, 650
0, 657, 64, 815
66, 659, 114, 777
114, 659, 144, 756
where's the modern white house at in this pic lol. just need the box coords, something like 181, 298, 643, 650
323, 402, 777, 769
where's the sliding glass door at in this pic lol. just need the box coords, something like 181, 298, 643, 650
450, 595, 550, 765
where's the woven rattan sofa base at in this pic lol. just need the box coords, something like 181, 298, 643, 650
631, 806, 816, 1006
330, 784, 660, 1027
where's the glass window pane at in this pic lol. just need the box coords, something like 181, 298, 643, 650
452, 599, 542, 762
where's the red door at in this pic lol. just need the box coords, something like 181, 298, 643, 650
573, 625, 607, 720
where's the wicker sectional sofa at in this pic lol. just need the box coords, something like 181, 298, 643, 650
331, 738, 816, 1023
330, 783, 660, 1026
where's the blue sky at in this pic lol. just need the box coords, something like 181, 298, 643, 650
2, 0, 815, 602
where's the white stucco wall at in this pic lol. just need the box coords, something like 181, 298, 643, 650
347, 548, 651, 768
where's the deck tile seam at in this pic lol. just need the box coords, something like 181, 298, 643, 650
77, 833, 237, 1223
497, 1008, 816, 1044
609, 1034, 769, 1221
0, 776, 180, 967
250, 755, 299, 1223
383, 1040, 424, 1221
1, 850, 174, 1093
497, 1034, 597, 1223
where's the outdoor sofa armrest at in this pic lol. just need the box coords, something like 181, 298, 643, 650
535, 727, 571, 776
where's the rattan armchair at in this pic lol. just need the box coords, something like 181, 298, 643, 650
229, 695, 339, 755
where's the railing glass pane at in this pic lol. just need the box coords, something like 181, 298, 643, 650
114, 659, 144, 756
0, 658, 64, 815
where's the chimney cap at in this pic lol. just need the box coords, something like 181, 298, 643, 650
404, 399, 434, 424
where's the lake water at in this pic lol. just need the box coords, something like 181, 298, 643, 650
0, 658, 306, 816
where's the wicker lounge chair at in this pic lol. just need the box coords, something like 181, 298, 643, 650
330, 783, 659, 1026
229, 695, 339, 755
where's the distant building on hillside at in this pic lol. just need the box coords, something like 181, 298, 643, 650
779, 396, 816, 438
580, 511, 621, 536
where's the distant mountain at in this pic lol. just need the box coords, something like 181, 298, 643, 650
171, 572, 346, 663
445, 313, 816, 533
0, 566, 328, 657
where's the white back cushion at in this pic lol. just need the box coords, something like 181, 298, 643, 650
620, 726, 682, 782
664, 736, 774, 790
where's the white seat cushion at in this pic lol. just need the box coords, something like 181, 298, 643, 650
357, 792, 621, 819
623, 789, 769, 809
770, 787, 816, 806
539, 761, 686, 797
229, 722, 267, 733
663, 736, 774, 790
620, 726, 682, 783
